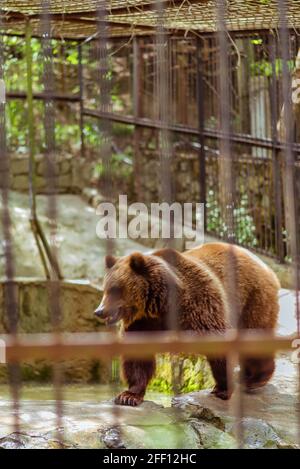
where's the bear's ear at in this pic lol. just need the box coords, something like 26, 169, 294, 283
130, 252, 147, 274
105, 254, 117, 269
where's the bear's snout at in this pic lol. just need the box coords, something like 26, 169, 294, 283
94, 302, 122, 325
94, 304, 106, 318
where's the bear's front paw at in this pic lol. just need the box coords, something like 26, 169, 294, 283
211, 386, 231, 400
115, 391, 144, 407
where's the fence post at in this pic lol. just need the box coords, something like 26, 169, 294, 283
196, 37, 207, 232
133, 36, 142, 200
268, 33, 285, 263
78, 43, 85, 159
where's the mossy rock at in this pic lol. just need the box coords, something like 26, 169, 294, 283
149, 354, 214, 394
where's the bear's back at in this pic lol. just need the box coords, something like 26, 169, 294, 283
184, 242, 280, 311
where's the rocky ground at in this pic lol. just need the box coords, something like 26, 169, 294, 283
0, 354, 298, 449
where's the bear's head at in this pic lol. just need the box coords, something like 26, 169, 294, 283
94, 250, 182, 328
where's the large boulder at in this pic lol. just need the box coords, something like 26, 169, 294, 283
0, 400, 200, 449
172, 356, 299, 448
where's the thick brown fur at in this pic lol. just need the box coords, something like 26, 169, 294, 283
97, 242, 280, 406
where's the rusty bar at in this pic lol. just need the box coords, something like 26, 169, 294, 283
155, 0, 181, 446
196, 37, 207, 232
0, 10, 21, 436
215, 0, 243, 447
96, 1, 113, 206
82, 108, 300, 152
278, 0, 300, 446
95, 0, 119, 431
0, 32, 81, 41
41, 0, 64, 445
268, 32, 285, 263
78, 44, 85, 159
7, 91, 80, 102
132, 36, 142, 199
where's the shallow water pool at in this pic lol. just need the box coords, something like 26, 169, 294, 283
0, 383, 172, 407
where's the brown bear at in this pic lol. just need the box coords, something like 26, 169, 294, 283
94, 242, 280, 406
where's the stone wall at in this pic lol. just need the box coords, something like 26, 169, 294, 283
135, 134, 201, 205
0, 278, 108, 383
9, 153, 94, 194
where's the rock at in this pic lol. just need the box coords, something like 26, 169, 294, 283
190, 419, 236, 449
11, 175, 29, 191
60, 160, 71, 175
10, 156, 29, 175
0, 191, 148, 279
101, 427, 126, 449
0, 278, 103, 334
58, 174, 72, 189
0, 432, 73, 449
0, 399, 200, 449
0, 383, 296, 449
37, 160, 60, 177
189, 416, 296, 449
227, 418, 294, 449
0, 278, 107, 383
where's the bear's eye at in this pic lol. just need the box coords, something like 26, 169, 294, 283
108, 286, 122, 298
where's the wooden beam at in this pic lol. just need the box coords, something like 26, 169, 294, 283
7, 91, 80, 102
1, 331, 297, 362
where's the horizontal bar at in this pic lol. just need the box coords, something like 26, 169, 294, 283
81, 29, 290, 44
2, 1, 203, 22
0, 331, 297, 361
7, 91, 80, 102
0, 32, 81, 42
82, 108, 300, 153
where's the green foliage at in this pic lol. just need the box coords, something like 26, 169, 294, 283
91, 124, 134, 182
148, 354, 214, 394
4, 36, 43, 93
6, 99, 45, 153
206, 190, 258, 247
4, 35, 80, 154
251, 39, 263, 45
55, 120, 80, 151
93, 150, 133, 181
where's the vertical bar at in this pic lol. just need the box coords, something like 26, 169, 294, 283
277, 0, 300, 446
78, 44, 85, 159
133, 36, 142, 199
155, 0, 181, 447
133, 37, 142, 119
96, 1, 113, 210
196, 37, 207, 232
26, 22, 37, 219
268, 32, 284, 262
156, 4, 173, 209
0, 12, 20, 436
25, 22, 58, 280
41, 0, 64, 445
95, 0, 119, 434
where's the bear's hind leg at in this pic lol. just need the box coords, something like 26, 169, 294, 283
243, 356, 275, 391
115, 358, 156, 407
209, 357, 233, 400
